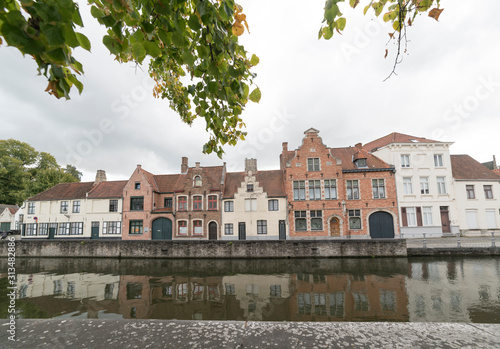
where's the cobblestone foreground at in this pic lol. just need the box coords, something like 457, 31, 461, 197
1, 319, 500, 348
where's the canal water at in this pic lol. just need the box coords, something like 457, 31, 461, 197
1, 257, 500, 323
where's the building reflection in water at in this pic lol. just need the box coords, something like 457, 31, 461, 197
8, 258, 500, 323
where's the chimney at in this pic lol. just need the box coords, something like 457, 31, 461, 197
94, 170, 106, 186
355, 142, 362, 149
282, 142, 288, 152
245, 158, 257, 173
494, 155, 497, 169
195, 162, 201, 169
181, 157, 188, 173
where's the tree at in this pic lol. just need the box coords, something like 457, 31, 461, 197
0, 139, 81, 205
0, 0, 442, 155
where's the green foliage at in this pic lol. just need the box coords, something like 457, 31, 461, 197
0, 139, 81, 205
0, 0, 260, 157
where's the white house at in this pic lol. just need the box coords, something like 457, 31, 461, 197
364, 133, 459, 237
22, 170, 126, 239
221, 159, 288, 240
450, 155, 500, 235
0, 204, 19, 231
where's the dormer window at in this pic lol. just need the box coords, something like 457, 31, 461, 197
247, 184, 254, 192
194, 175, 202, 187
355, 158, 367, 168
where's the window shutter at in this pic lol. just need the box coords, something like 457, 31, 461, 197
401, 207, 408, 227
416, 207, 423, 226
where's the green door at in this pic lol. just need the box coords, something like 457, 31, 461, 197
91, 222, 99, 239
48, 227, 55, 239
152, 218, 172, 240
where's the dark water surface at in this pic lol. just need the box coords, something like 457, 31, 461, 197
1, 257, 500, 322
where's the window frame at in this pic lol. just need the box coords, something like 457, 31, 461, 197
178, 196, 188, 211
310, 210, 323, 231
348, 209, 361, 229
422, 207, 433, 226
130, 197, 144, 211
401, 154, 410, 168
224, 223, 234, 235
193, 195, 203, 211
484, 185, 494, 199
109, 199, 118, 212
307, 158, 320, 171
193, 220, 203, 235
293, 181, 306, 201
324, 179, 337, 200
194, 175, 202, 187
294, 211, 307, 231
437, 177, 447, 195
164, 197, 173, 208
129, 220, 143, 234
103, 221, 121, 235
257, 220, 267, 234
178, 220, 188, 235
60, 201, 69, 214
403, 177, 413, 195
208, 195, 217, 210
466, 185, 475, 199
268, 199, 279, 211
246, 183, 254, 192
28, 202, 35, 215
134, 182, 141, 190
245, 198, 257, 212
224, 201, 234, 212
420, 177, 430, 195
434, 154, 444, 167
72, 200, 81, 213
372, 179, 386, 199
346, 180, 360, 200
308, 180, 321, 200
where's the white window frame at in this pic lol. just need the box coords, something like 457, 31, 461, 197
372, 179, 386, 199
437, 177, 447, 195
406, 207, 417, 227
307, 158, 320, 171
224, 201, 234, 212
401, 154, 410, 168
224, 223, 233, 235
28, 202, 35, 215
423, 207, 433, 226
245, 198, 257, 212
403, 177, 413, 195
420, 177, 430, 195
268, 199, 278, 211
434, 154, 444, 167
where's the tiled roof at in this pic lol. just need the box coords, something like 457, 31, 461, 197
363, 132, 441, 152
331, 147, 392, 170
154, 174, 182, 192
494, 169, 500, 176
223, 170, 286, 199
28, 182, 95, 201
186, 166, 224, 190
8, 207, 18, 214
451, 155, 500, 180
88, 181, 127, 198
141, 168, 159, 191
0, 204, 18, 215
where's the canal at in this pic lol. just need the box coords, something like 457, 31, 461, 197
1, 257, 500, 323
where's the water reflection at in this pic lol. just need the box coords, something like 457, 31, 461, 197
2, 257, 500, 323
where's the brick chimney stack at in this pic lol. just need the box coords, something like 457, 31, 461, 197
94, 170, 106, 186
355, 143, 362, 149
282, 142, 288, 152
181, 157, 188, 173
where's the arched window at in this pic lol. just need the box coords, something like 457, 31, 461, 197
194, 175, 202, 187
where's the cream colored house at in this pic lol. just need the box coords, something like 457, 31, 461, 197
451, 155, 500, 235
22, 170, 126, 239
0, 204, 18, 231
221, 159, 288, 240
364, 133, 459, 237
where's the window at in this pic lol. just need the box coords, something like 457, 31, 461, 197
193, 220, 202, 235
293, 181, 306, 200
403, 177, 413, 195
270, 285, 282, 298
466, 210, 478, 229
194, 175, 202, 187
60, 201, 69, 213
163, 197, 172, 208
178, 221, 187, 235
406, 207, 417, 226
135, 182, 141, 189
348, 210, 361, 229
26, 223, 37, 236
245, 198, 257, 211
401, 154, 410, 168
308, 180, 321, 200
72, 201, 80, 213
224, 201, 234, 212
423, 207, 433, 226
372, 179, 385, 199
193, 196, 202, 210
225, 223, 233, 235
70, 222, 83, 235
307, 158, 320, 171
295, 211, 307, 231
58, 222, 69, 235
178, 196, 187, 210
310, 210, 323, 230
420, 177, 429, 194
103, 222, 121, 234
28, 202, 35, 214
246, 183, 254, 192
268, 199, 278, 211
347, 180, 360, 200
484, 185, 493, 199
356, 158, 367, 168
109, 199, 118, 212
39, 223, 48, 236
466, 185, 475, 199
434, 154, 444, 167
208, 195, 217, 210
437, 177, 447, 194
129, 220, 143, 234
130, 197, 144, 211
324, 179, 337, 199
257, 220, 267, 234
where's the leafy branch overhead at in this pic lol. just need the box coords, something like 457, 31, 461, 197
0, 0, 260, 157
320, 0, 443, 78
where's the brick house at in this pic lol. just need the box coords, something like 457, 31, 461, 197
281, 128, 399, 239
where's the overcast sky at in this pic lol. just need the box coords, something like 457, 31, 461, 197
1, 0, 499, 182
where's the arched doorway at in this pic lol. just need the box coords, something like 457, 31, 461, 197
330, 217, 340, 237
152, 218, 172, 240
369, 211, 394, 239
208, 222, 218, 240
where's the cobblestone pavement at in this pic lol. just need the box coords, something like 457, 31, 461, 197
1, 319, 500, 349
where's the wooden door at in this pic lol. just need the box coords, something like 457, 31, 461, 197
208, 222, 218, 240
238, 222, 246, 240
440, 206, 451, 233
330, 218, 340, 237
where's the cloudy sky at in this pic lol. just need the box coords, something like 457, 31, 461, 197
1, 0, 499, 182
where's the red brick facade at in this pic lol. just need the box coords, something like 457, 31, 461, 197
281, 129, 399, 239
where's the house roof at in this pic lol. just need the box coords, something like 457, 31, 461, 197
0, 204, 18, 215
451, 155, 500, 180
87, 181, 127, 198
494, 169, 500, 176
185, 166, 224, 190
223, 170, 285, 198
141, 168, 159, 192
28, 180, 127, 201
154, 174, 182, 192
331, 147, 391, 170
363, 132, 442, 152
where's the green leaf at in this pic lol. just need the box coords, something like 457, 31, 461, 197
188, 15, 201, 31
67, 74, 83, 94
76, 32, 91, 51
132, 42, 146, 62
323, 26, 333, 40
336, 17, 346, 31
90, 6, 105, 20
249, 87, 261, 103
250, 54, 259, 66
103, 35, 122, 55
197, 45, 209, 59
144, 41, 161, 58
42, 25, 65, 47
62, 25, 79, 48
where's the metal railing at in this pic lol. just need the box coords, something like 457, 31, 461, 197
405, 232, 498, 249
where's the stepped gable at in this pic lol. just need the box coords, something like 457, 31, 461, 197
363, 132, 441, 153
223, 172, 245, 198
223, 170, 286, 199
27, 182, 95, 201
87, 181, 128, 198
451, 155, 500, 180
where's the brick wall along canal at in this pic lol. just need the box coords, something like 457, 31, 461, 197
2, 257, 500, 323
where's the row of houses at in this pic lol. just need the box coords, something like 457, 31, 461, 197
4, 129, 499, 240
